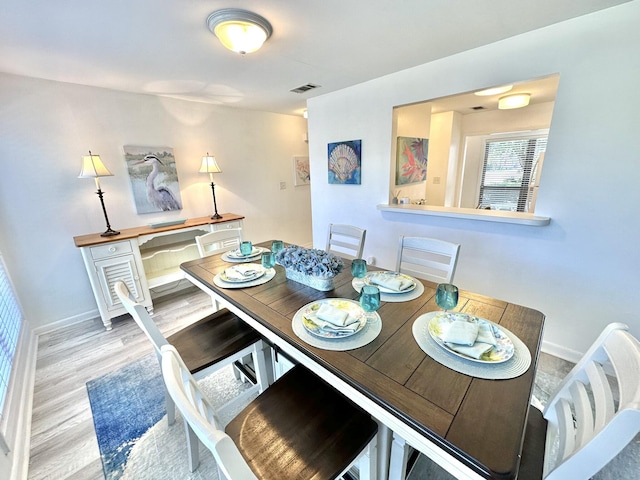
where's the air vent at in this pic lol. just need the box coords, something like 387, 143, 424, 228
290, 83, 321, 94
471, 106, 486, 110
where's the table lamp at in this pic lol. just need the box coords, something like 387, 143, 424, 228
78, 151, 120, 237
199, 153, 222, 219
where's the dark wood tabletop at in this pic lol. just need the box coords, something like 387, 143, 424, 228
180, 241, 545, 480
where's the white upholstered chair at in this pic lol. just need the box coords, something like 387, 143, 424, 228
114, 280, 270, 472
161, 344, 379, 480
195, 227, 243, 258
518, 322, 640, 479
326, 223, 366, 260
395, 236, 460, 283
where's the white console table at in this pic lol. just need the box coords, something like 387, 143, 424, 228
74, 213, 244, 330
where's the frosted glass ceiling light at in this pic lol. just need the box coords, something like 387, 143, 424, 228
474, 85, 513, 96
498, 93, 531, 109
207, 9, 272, 55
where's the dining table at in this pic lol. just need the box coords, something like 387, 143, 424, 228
180, 241, 545, 480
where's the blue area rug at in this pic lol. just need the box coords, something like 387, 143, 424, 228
87, 354, 166, 480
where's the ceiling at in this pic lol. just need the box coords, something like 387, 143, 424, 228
0, 1, 628, 116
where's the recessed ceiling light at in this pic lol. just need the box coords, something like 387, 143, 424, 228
474, 85, 513, 96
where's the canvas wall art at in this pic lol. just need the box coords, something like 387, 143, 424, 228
293, 156, 310, 186
123, 146, 183, 214
328, 140, 361, 185
396, 137, 428, 185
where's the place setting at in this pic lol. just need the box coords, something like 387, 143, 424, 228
412, 283, 531, 379
221, 240, 267, 262
213, 248, 277, 289
292, 286, 383, 351
350, 258, 424, 302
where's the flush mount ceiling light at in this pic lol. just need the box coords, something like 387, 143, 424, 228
474, 85, 513, 96
207, 9, 272, 55
498, 93, 531, 109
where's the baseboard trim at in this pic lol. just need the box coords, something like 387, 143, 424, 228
32, 309, 100, 336
540, 339, 582, 364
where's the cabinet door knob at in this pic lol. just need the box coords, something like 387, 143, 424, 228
108, 247, 117, 253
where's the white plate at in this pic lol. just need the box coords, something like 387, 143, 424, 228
299, 299, 367, 339
363, 271, 417, 294
219, 264, 266, 283
226, 246, 264, 260
427, 312, 514, 364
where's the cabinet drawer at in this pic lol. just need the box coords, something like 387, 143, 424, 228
90, 241, 133, 260
212, 221, 241, 231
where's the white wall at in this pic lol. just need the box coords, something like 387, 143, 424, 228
0, 74, 311, 329
307, 2, 640, 360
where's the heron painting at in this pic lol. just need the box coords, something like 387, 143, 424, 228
123, 146, 183, 214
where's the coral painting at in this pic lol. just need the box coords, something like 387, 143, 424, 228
328, 140, 361, 185
396, 137, 428, 185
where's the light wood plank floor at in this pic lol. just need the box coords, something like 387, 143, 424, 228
28, 287, 215, 480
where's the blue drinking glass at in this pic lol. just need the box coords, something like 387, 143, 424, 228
360, 285, 381, 324
271, 240, 284, 254
261, 252, 276, 269
436, 283, 459, 312
240, 241, 253, 256
351, 258, 367, 278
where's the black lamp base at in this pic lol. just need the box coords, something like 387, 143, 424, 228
209, 181, 222, 220
101, 228, 121, 237
211, 213, 222, 220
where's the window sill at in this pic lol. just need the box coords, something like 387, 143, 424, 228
377, 204, 550, 226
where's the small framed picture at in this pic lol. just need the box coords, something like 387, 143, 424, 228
328, 140, 361, 185
293, 156, 310, 186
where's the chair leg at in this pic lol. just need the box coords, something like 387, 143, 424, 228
358, 435, 379, 480
252, 340, 271, 392
184, 420, 200, 472
389, 432, 411, 480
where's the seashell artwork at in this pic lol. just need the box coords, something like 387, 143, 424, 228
328, 140, 361, 184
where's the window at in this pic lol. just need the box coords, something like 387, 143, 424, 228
478, 134, 547, 212
0, 254, 22, 425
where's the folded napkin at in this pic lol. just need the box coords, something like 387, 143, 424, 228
369, 274, 414, 292
223, 265, 258, 281
444, 341, 494, 359
308, 317, 360, 333
316, 303, 356, 327
441, 320, 479, 346
476, 322, 497, 346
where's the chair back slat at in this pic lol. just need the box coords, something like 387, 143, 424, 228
585, 361, 615, 431
326, 223, 366, 260
196, 228, 243, 258
114, 280, 168, 354
395, 236, 460, 284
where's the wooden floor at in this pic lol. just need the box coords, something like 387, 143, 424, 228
28, 286, 215, 480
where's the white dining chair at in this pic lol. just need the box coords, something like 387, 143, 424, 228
326, 223, 366, 260
114, 280, 270, 472
395, 235, 460, 283
161, 344, 379, 480
195, 227, 243, 258
518, 322, 640, 479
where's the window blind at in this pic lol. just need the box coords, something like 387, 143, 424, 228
478, 136, 547, 212
0, 255, 22, 425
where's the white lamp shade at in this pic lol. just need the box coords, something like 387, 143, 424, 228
199, 155, 222, 174
78, 152, 113, 178
498, 93, 531, 110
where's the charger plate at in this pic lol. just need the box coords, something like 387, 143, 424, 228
412, 312, 531, 380
352, 276, 424, 303
292, 299, 382, 351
